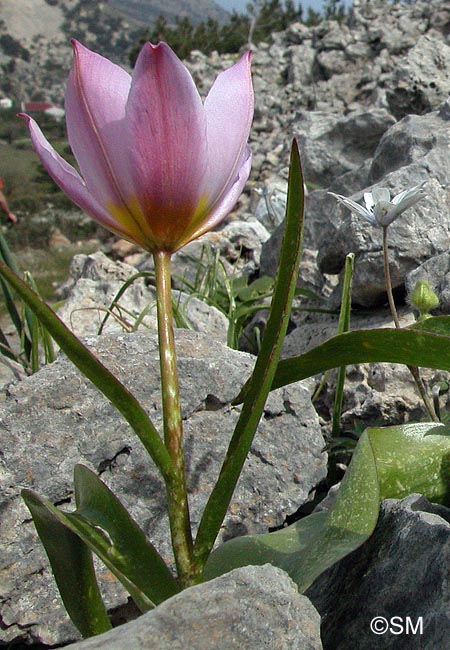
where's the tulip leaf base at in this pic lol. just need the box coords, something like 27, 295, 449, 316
204, 422, 450, 592
22, 465, 179, 626
22, 486, 112, 639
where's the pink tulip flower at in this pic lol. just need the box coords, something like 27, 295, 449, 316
22, 40, 253, 253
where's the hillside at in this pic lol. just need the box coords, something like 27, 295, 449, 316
0, 0, 229, 102
110, 0, 229, 25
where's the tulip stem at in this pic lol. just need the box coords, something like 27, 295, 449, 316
382, 227, 438, 422
153, 250, 201, 587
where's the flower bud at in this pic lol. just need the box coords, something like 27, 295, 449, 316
410, 280, 439, 320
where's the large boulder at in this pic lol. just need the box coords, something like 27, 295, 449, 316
65, 565, 323, 650
308, 494, 450, 649
386, 35, 450, 119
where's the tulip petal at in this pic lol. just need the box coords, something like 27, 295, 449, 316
126, 42, 208, 246
203, 52, 253, 203
66, 41, 134, 211
177, 147, 252, 250
21, 115, 146, 244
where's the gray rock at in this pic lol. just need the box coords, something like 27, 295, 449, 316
0, 329, 326, 646
286, 42, 317, 86
56, 251, 228, 342
0, 356, 27, 392
57, 251, 157, 337
386, 35, 450, 119
173, 291, 229, 344
292, 107, 395, 188
65, 565, 323, 650
307, 494, 450, 650
314, 20, 352, 52
316, 49, 349, 79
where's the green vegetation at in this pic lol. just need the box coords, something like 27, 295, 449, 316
129, 0, 340, 63
0, 109, 74, 215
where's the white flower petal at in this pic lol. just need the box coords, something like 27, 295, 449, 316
363, 191, 375, 212
392, 185, 425, 206
371, 187, 391, 204
328, 192, 376, 224
373, 200, 394, 225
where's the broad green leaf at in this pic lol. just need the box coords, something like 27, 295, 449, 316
0, 260, 173, 483
234, 316, 450, 404
24, 465, 179, 620
409, 315, 450, 337
270, 318, 450, 393
22, 490, 112, 638
204, 422, 450, 591
72, 465, 179, 606
194, 139, 305, 565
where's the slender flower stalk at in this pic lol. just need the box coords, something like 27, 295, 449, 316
330, 185, 438, 421
153, 251, 201, 586
381, 226, 438, 421
381, 226, 401, 329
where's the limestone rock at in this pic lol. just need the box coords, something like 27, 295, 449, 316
56, 251, 228, 342
386, 35, 450, 119
65, 565, 323, 650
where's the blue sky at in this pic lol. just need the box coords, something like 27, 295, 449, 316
215, 0, 352, 13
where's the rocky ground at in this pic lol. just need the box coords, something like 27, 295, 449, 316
2, 0, 450, 648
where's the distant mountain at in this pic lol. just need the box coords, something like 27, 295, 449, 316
109, 0, 230, 25
0, 0, 229, 104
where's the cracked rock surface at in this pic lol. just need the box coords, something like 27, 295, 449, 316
0, 329, 325, 647
65, 565, 322, 650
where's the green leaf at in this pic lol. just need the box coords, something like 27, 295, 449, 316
0, 260, 173, 484
332, 253, 354, 436
23, 466, 179, 623
72, 465, 179, 607
194, 139, 305, 565
409, 315, 450, 337
22, 490, 112, 638
204, 422, 450, 592
269, 317, 450, 393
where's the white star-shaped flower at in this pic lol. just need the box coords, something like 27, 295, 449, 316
329, 185, 426, 227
